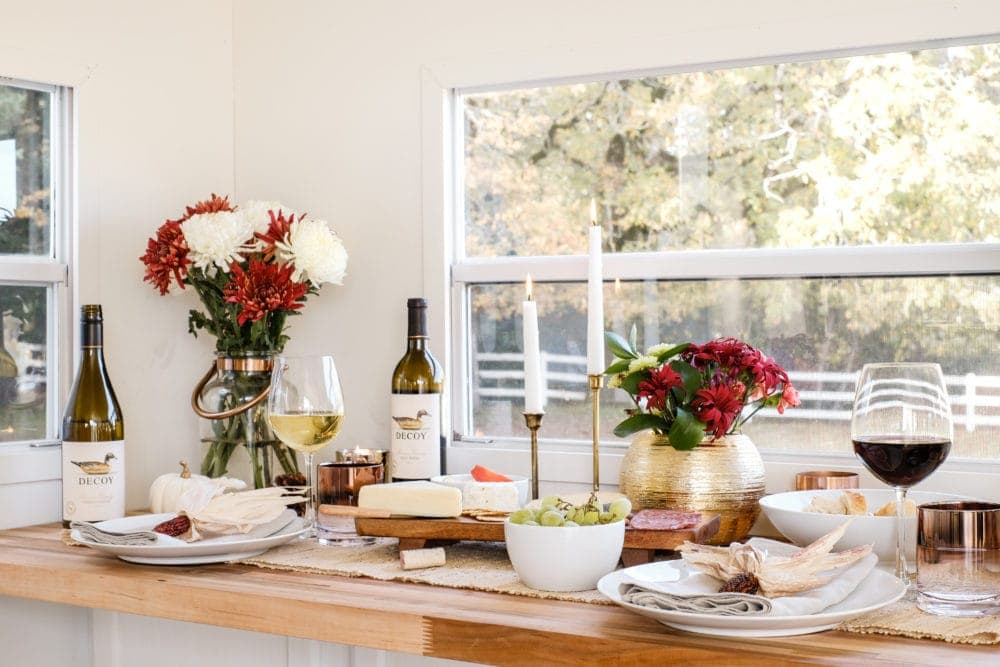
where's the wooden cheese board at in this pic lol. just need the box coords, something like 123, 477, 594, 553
353, 513, 720, 566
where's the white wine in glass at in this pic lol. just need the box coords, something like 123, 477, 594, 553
850, 362, 953, 586
267, 355, 344, 539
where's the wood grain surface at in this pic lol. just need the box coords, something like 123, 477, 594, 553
0, 522, 995, 666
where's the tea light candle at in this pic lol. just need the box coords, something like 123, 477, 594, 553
587, 198, 604, 375
522, 275, 544, 414
319, 449, 387, 507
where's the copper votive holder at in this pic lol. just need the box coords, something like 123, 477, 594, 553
794, 470, 860, 491
916, 501, 1000, 616
316, 449, 387, 546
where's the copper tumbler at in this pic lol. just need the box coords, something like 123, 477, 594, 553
916, 501, 1000, 617
316, 449, 386, 545
794, 470, 860, 491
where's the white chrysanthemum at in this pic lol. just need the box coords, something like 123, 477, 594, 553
241, 200, 295, 235
183, 211, 254, 272
276, 217, 348, 286
647, 343, 678, 357
627, 355, 659, 373
607, 374, 623, 389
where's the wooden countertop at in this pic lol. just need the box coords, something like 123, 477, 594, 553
0, 523, 995, 666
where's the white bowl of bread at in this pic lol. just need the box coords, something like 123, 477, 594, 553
759, 488, 964, 563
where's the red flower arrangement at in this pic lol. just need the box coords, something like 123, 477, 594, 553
139, 194, 347, 354
604, 330, 800, 450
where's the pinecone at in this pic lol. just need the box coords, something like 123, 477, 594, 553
273, 472, 307, 487
719, 572, 760, 595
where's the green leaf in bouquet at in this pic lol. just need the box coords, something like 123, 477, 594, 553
613, 412, 669, 438
669, 359, 702, 400
668, 407, 705, 451
628, 323, 638, 354
603, 358, 631, 375
620, 371, 647, 395
653, 343, 691, 362
605, 331, 637, 360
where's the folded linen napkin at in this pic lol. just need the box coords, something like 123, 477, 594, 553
619, 538, 878, 617
70, 521, 158, 546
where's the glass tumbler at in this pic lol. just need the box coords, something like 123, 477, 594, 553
916, 501, 1000, 617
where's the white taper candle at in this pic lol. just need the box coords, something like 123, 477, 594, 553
587, 199, 604, 375
522, 275, 544, 413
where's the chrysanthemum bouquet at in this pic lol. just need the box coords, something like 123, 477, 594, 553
139, 194, 347, 353
604, 328, 800, 451
140, 194, 347, 483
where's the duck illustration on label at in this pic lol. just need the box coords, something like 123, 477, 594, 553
389, 395, 440, 479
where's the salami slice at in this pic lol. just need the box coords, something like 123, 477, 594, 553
628, 509, 702, 531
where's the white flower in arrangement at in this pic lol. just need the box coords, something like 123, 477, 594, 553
183, 211, 254, 272
627, 355, 659, 373
241, 200, 294, 235
607, 374, 623, 389
646, 343, 678, 357
276, 217, 348, 286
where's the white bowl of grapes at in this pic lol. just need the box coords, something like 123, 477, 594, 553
504, 494, 630, 592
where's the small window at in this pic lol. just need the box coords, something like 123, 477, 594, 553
0, 80, 67, 445
452, 41, 1000, 459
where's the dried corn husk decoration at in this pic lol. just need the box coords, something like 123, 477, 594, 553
678, 520, 872, 598
176, 485, 308, 542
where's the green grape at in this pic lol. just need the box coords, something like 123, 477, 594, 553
582, 510, 599, 526
539, 510, 566, 527
598, 511, 613, 524
563, 520, 579, 527
540, 495, 561, 509
608, 498, 632, 522
509, 508, 534, 525
524, 520, 539, 526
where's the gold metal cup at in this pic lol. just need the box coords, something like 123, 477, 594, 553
794, 470, 860, 491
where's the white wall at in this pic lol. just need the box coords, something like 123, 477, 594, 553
232, 0, 1000, 475
0, 0, 234, 514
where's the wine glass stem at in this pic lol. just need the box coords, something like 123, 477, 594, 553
894, 486, 910, 586
304, 452, 316, 537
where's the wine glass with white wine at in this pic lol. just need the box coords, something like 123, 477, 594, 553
267, 355, 344, 540
851, 362, 953, 586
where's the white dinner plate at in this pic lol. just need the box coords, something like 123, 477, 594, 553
71, 510, 307, 565
597, 560, 905, 637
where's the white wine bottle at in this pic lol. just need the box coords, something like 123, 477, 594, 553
61, 305, 124, 527
390, 298, 443, 481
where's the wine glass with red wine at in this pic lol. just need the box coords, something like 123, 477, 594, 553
851, 362, 953, 585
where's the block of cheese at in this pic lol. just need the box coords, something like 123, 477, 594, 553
357, 481, 462, 518
462, 481, 520, 512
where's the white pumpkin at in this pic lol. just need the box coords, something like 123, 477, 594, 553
149, 461, 247, 514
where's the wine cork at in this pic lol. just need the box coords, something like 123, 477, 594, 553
399, 547, 446, 571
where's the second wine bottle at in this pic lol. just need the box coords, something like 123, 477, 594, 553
390, 298, 443, 481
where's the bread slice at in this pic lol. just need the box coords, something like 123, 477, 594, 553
842, 490, 868, 515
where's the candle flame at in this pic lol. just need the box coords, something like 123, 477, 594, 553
526, 274, 534, 301
590, 198, 598, 226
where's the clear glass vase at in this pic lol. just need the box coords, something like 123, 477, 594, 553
193, 352, 300, 488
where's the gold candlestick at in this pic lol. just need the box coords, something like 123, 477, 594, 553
522, 412, 544, 500
589, 374, 604, 492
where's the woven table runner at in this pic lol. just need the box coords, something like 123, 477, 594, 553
239, 538, 610, 605
840, 596, 1000, 645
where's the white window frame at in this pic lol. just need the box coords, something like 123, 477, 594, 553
421, 28, 1000, 500
0, 62, 81, 527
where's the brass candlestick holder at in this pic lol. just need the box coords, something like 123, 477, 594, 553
522, 412, 544, 500
589, 374, 604, 492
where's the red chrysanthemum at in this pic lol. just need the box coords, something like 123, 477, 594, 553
255, 209, 300, 261
223, 259, 308, 326
691, 381, 744, 439
637, 365, 684, 412
684, 337, 755, 377
139, 220, 191, 295
173, 193, 235, 224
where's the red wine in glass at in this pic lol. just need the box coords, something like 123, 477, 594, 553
852, 436, 952, 487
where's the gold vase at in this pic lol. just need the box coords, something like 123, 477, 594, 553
619, 432, 765, 545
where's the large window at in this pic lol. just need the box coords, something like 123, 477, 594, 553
452, 41, 1000, 459
0, 80, 68, 446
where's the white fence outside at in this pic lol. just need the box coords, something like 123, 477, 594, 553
474, 352, 1000, 432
